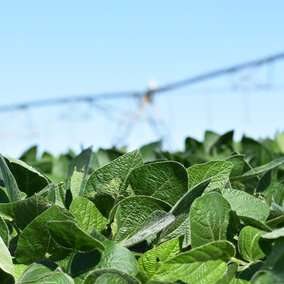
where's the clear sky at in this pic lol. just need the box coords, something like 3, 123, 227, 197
0, 1, 284, 156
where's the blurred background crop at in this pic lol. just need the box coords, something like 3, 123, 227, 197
0, 0, 284, 156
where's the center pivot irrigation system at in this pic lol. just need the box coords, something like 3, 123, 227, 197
1, 52, 284, 145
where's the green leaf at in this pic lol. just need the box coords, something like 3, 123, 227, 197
68, 147, 93, 178
153, 240, 236, 283
15, 194, 52, 230
97, 241, 139, 276
187, 160, 233, 193
222, 188, 270, 222
14, 264, 28, 281
19, 145, 37, 163
0, 216, 9, 246
15, 205, 73, 264
256, 169, 284, 206
239, 216, 272, 232
17, 262, 74, 284
47, 220, 105, 251
121, 211, 175, 247
0, 154, 21, 202
262, 238, 284, 272
0, 236, 14, 278
238, 226, 266, 261
262, 227, 284, 240
159, 214, 190, 247
215, 262, 238, 284
225, 153, 246, 177
127, 161, 188, 206
240, 136, 272, 168
232, 156, 284, 181
251, 270, 283, 284
89, 177, 121, 218
84, 269, 141, 284
138, 237, 180, 279
70, 197, 108, 233
110, 196, 171, 243
190, 192, 231, 248
70, 171, 84, 198
70, 249, 101, 277
5, 157, 49, 197
85, 150, 143, 196
233, 260, 263, 283
170, 178, 210, 216
140, 141, 162, 163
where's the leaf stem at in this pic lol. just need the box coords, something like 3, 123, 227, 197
11, 221, 21, 235
67, 250, 76, 275
230, 257, 250, 266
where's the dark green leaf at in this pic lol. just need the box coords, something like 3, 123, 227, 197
47, 220, 105, 251
190, 192, 231, 247
128, 161, 188, 206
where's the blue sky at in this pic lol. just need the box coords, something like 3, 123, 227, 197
0, 1, 284, 156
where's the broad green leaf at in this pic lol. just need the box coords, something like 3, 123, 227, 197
238, 226, 266, 261
17, 262, 57, 283
209, 130, 234, 157
239, 216, 272, 232
0, 199, 22, 220
0, 216, 9, 245
47, 220, 105, 251
127, 161, 188, 206
251, 239, 284, 283
140, 141, 162, 163
5, 157, 49, 197
222, 188, 270, 222
110, 196, 171, 243
159, 214, 191, 247
68, 147, 93, 177
93, 148, 123, 170
251, 270, 283, 284
262, 227, 284, 239
70, 171, 84, 197
15, 194, 52, 230
15, 205, 73, 264
70, 197, 107, 233
97, 241, 139, 276
19, 145, 37, 163
203, 130, 220, 155
70, 249, 101, 277
84, 269, 141, 284
0, 236, 14, 278
187, 160, 233, 193
0, 154, 20, 202
265, 215, 284, 228
232, 260, 263, 284
256, 169, 284, 206
153, 240, 235, 283
121, 211, 175, 247
215, 262, 238, 284
14, 264, 28, 281
85, 150, 143, 196
17, 262, 74, 284
225, 154, 246, 177
232, 156, 284, 181
241, 136, 272, 167
0, 186, 9, 203
138, 237, 180, 279
190, 192, 231, 248
170, 178, 210, 216
262, 238, 284, 272
89, 177, 121, 218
